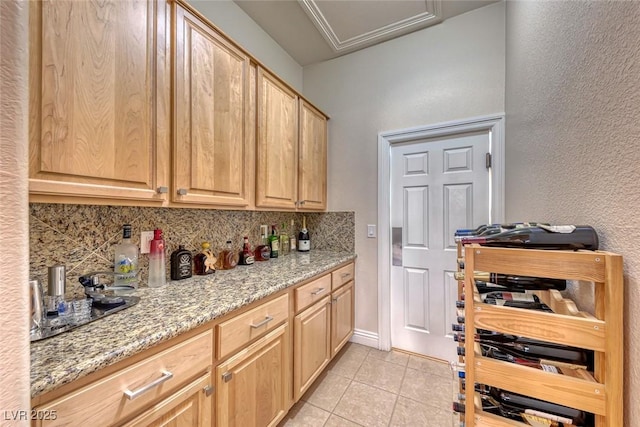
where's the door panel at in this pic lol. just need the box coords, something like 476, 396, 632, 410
390, 131, 490, 361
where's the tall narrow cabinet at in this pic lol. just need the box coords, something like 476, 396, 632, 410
173, 4, 253, 207
460, 244, 623, 427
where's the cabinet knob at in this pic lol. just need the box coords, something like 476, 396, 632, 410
203, 385, 214, 397
222, 372, 233, 383
299, 200, 306, 206
177, 188, 188, 196
156, 186, 168, 194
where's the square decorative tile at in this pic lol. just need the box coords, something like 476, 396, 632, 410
333, 381, 397, 427
399, 367, 453, 411
407, 355, 452, 379
354, 357, 406, 393
278, 401, 330, 427
324, 414, 364, 427
326, 343, 370, 379
367, 349, 410, 367
302, 372, 352, 412
390, 396, 452, 427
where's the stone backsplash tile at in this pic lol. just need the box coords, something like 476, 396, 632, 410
29, 204, 354, 295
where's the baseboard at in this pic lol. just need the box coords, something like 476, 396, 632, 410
349, 328, 379, 349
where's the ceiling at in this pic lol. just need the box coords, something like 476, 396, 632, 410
234, 0, 500, 66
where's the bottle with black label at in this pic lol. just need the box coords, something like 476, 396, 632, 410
298, 215, 310, 252
170, 245, 192, 280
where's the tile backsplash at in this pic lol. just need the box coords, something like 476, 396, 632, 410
30, 204, 354, 296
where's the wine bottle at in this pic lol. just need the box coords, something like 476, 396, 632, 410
148, 229, 166, 288
482, 292, 553, 312
485, 387, 588, 425
113, 224, 139, 289
269, 225, 279, 258
298, 215, 310, 252
461, 225, 599, 250
289, 219, 297, 252
454, 271, 567, 291
279, 223, 289, 256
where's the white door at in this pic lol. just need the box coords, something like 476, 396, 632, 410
390, 131, 491, 361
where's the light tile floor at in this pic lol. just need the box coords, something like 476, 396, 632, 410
279, 343, 454, 427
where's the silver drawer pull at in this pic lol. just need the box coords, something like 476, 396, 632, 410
250, 315, 274, 329
341, 273, 350, 279
124, 370, 173, 400
311, 287, 325, 296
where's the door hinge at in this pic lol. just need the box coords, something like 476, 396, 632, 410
485, 153, 492, 169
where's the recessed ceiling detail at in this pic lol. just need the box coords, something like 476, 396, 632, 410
298, 0, 442, 53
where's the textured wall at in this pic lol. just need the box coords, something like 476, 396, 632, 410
0, 0, 31, 421
505, 2, 640, 424
30, 204, 354, 297
303, 2, 506, 334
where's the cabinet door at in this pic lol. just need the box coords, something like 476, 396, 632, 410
298, 100, 327, 211
121, 373, 213, 427
174, 5, 252, 207
294, 297, 331, 401
29, 0, 170, 204
331, 281, 355, 357
216, 324, 289, 427
256, 68, 299, 210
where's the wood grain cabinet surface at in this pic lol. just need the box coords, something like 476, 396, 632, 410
293, 296, 332, 401
256, 68, 328, 211
173, 4, 253, 208
216, 324, 290, 427
331, 280, 355, 358
32, 330, 212, 427
28, 0, 171, 205
298, 100, 328, 211
121, 373, 213, 427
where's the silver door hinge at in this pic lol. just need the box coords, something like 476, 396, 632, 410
485, 153, 492, 169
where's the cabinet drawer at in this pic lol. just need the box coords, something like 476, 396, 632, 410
295, 274, 331, 313
217, 294, 289, 359
331, 263, 354, 291
34, 330, 213, 427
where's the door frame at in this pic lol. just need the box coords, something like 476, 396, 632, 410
377, 114, 505, 351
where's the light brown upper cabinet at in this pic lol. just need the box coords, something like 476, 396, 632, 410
256, 68, 300, 210
28, 0, 171, 205
173, 4, 253, 208
256, 68, 328, 211
298, 100, 328, 211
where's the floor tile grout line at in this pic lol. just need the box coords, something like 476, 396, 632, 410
385, 363, 409, 427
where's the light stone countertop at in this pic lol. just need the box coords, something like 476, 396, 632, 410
31, 250, 356, 398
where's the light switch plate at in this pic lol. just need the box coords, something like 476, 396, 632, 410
140, 231, 154, 254
367, 224, 376, 238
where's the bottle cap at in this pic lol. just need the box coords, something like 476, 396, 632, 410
154, 229, 163, 239
201, 242, 210, 249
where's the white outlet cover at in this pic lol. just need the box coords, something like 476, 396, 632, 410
140, 231, 154, 254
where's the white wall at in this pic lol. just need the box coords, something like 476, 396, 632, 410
186, 0, 303, 91
0, 0, 30, 422
505, 2, 640, 424
303, 2, 506, 335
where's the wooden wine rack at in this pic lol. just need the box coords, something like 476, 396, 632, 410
458, 244, 623, 427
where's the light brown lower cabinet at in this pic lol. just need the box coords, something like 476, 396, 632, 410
293, 296, 331, 401
121, 373, 213, 427
331, 280, 355, 358
216, 323, 290, 427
